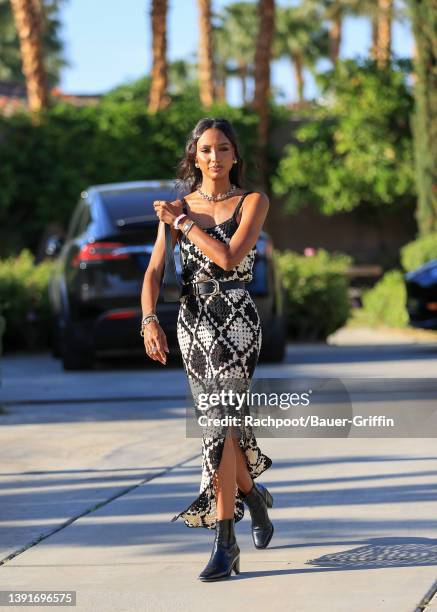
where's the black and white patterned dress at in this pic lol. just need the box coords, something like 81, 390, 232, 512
171, 191, 272, 530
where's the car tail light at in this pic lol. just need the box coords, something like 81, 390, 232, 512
103, 310, 139, 320
72, 242, 129, 266
426, 302, 437, 311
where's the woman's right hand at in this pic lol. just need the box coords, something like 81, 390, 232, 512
143, 321, 169, 365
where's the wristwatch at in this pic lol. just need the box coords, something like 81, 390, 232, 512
181, 219, 195, 236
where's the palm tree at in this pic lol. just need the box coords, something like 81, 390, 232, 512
214, 2, 258, 105
373, 0, 394, 67
321, 0, 344, 64
274, 4, 329, 103
318, 0, 360, 65
352, 0, 394, 66
168, 58, 198, 96
212, 22, 228, 102
351, 0, 401, 66
9, 0, 49, 113
198, 0, 215, 107
253, 0, 275, 178
148, 0, 169, 113
1, 0, 66, 86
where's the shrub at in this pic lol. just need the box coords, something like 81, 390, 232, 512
400, 232, 437, 272
0, 96, 261, 255
359, 269, 408, 328
0, 250, 54, 350
274, 248, 352, 340
272, 58, 415, 216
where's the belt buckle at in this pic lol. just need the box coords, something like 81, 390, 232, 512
196, 278, 219, 296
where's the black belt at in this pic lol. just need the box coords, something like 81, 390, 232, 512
181, 279, 246, 297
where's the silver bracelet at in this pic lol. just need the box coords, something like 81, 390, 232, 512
142, 314, 158, 326
140, 314, 159, 337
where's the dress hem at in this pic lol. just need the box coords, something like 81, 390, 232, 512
170, 453, 273, 529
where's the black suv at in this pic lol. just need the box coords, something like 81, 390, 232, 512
48, 181, 287, 370
405, 259, 437, 330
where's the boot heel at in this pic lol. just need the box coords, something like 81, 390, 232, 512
265, 489, 273, 508
233, 556, 240, 575
198, 518, 240, 581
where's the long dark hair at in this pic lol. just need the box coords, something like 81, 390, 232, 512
175, 118, 245, 195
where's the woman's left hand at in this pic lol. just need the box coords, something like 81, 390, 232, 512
153, 199, 183, 225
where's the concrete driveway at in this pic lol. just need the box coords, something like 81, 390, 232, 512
0, 330, 436, 611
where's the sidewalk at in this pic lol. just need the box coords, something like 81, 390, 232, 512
1, 434, 436, 612
328, 324, 437, 346
1, 339, 437, 611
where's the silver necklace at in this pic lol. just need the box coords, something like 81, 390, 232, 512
197, 184, 237, 202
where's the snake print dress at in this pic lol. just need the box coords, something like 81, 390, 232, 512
171, 191, 273, 530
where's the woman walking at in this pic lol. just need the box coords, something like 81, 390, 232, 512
141, 117, 274, 581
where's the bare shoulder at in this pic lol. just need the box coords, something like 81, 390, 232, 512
244, 191, 269, 214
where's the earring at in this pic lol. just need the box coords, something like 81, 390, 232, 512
195, 161, 199, 168
233, 159, 237, 164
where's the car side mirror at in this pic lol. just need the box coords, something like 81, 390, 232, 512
45, 235, 64, 257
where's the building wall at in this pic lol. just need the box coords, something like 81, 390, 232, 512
266, 197, 417, 268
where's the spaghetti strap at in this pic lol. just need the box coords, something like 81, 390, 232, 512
181, 192, 251, 221
232, 191, 252, 221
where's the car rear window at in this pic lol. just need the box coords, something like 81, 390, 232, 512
100, 188, 179, 227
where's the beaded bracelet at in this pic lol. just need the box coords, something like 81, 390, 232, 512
173, 213, 187, 229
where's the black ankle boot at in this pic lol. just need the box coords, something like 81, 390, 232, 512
241, 482, 274, 549
198, 518, 240, 582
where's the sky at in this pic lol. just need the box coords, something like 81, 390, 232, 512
58, 0, 413, 105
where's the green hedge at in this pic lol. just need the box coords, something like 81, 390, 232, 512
400, 232, 437, 272
0, 250, 54, 350
357, 234, 437, 329
0, 96, 261, 255
358, 269, 408, 328
274, 248, 352, 341
1, 247, 352, 351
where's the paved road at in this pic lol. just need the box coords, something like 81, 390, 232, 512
1, 331, 436, 611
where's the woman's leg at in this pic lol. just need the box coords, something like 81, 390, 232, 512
233, 435, 254, 494
214, 427, 237, 519
215, 426, 254, 520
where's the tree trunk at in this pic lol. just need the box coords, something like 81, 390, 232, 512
329, 9, 342, 65
370, 11, 379, 60
10, 0, 49, 113
291, 51, 304, 103
198, 0, 215, 107
148, 0, 169, 113
253, 0, 275, 187
409, 0, 437, 235
411, 39, 417, 85
239, 60, 248, 105
216, 71, 227, 102
376, 0, 393, 68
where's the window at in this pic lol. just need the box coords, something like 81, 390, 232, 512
66, 202, 92, 240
